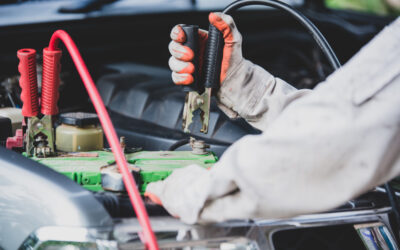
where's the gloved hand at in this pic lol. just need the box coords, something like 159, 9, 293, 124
169, 12, 303, 128
145, 163, 240, 224
168, 12, 243, 86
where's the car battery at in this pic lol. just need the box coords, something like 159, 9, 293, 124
31, 150, 218, 193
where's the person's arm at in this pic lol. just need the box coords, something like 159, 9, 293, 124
168, 12, 309, 131
147, 17, 400, 224
216, 60, 310, 130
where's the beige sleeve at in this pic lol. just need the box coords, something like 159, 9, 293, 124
216, 59, 310, 131
147, 18, 400, 224
198, 17, 400, 223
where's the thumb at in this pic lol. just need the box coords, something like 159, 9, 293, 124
144, 191, 163, 206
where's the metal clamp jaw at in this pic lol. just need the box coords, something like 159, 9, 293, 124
26, 115, 55, 157
182, 88, 211, 134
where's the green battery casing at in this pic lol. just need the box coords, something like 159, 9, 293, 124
31, 150, 217, 193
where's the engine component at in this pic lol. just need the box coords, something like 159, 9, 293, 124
56, 112, 103, 152
0, 107, 23, 134
101, 163, 141, 192
94, 192, 169, 217
31, 150, 217, 193
0, 116, 12, 146
6, 128, 23, 150
190, 137, 210, 155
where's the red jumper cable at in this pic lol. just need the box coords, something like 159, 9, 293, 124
47, 30, 159, 249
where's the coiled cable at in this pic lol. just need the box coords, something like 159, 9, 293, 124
222, 0, 341, 70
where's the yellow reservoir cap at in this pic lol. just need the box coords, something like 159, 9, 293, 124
56, 124, 103, 152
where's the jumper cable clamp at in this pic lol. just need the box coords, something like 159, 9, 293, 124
17, 48, 61, 157
181, 23, 223, 134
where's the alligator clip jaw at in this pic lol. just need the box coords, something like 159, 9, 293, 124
26, 115, 55, 157
182, 87, 211, 134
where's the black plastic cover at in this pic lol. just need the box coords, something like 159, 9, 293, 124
0, 116, 12, 146
96, 63, 260, 156
59, 112, 100, 127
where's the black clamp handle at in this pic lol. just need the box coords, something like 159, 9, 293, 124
203, 24, 224, 90
180, 25, 200, 93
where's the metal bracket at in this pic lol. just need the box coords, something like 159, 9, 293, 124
26, 115, 55, 157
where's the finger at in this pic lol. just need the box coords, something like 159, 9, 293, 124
168, 40, 194, 61
199, 191, 257, 223
168, 56, 195, 74
209, 12, 242, 45
172, 72, 193, 85
145, 184, 180, 218
170, 25, 186, 43
146, 165, 210, 223
144, 192, 163, 206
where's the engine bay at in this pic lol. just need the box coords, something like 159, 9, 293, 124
0, 1, 399, 249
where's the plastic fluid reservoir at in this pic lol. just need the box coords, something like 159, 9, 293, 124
56, 112, 103, 152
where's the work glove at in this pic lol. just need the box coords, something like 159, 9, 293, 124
168, 12, 305, 129
168, 12, 241, 86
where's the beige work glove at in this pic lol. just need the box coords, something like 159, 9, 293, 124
168, 12, 304, 130
145, 164, 237, 224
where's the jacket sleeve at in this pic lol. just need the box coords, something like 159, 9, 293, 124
216, 59, 310, 131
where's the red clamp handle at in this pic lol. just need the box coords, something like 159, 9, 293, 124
41, 47, 62, 116
17, 49, 39, 117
